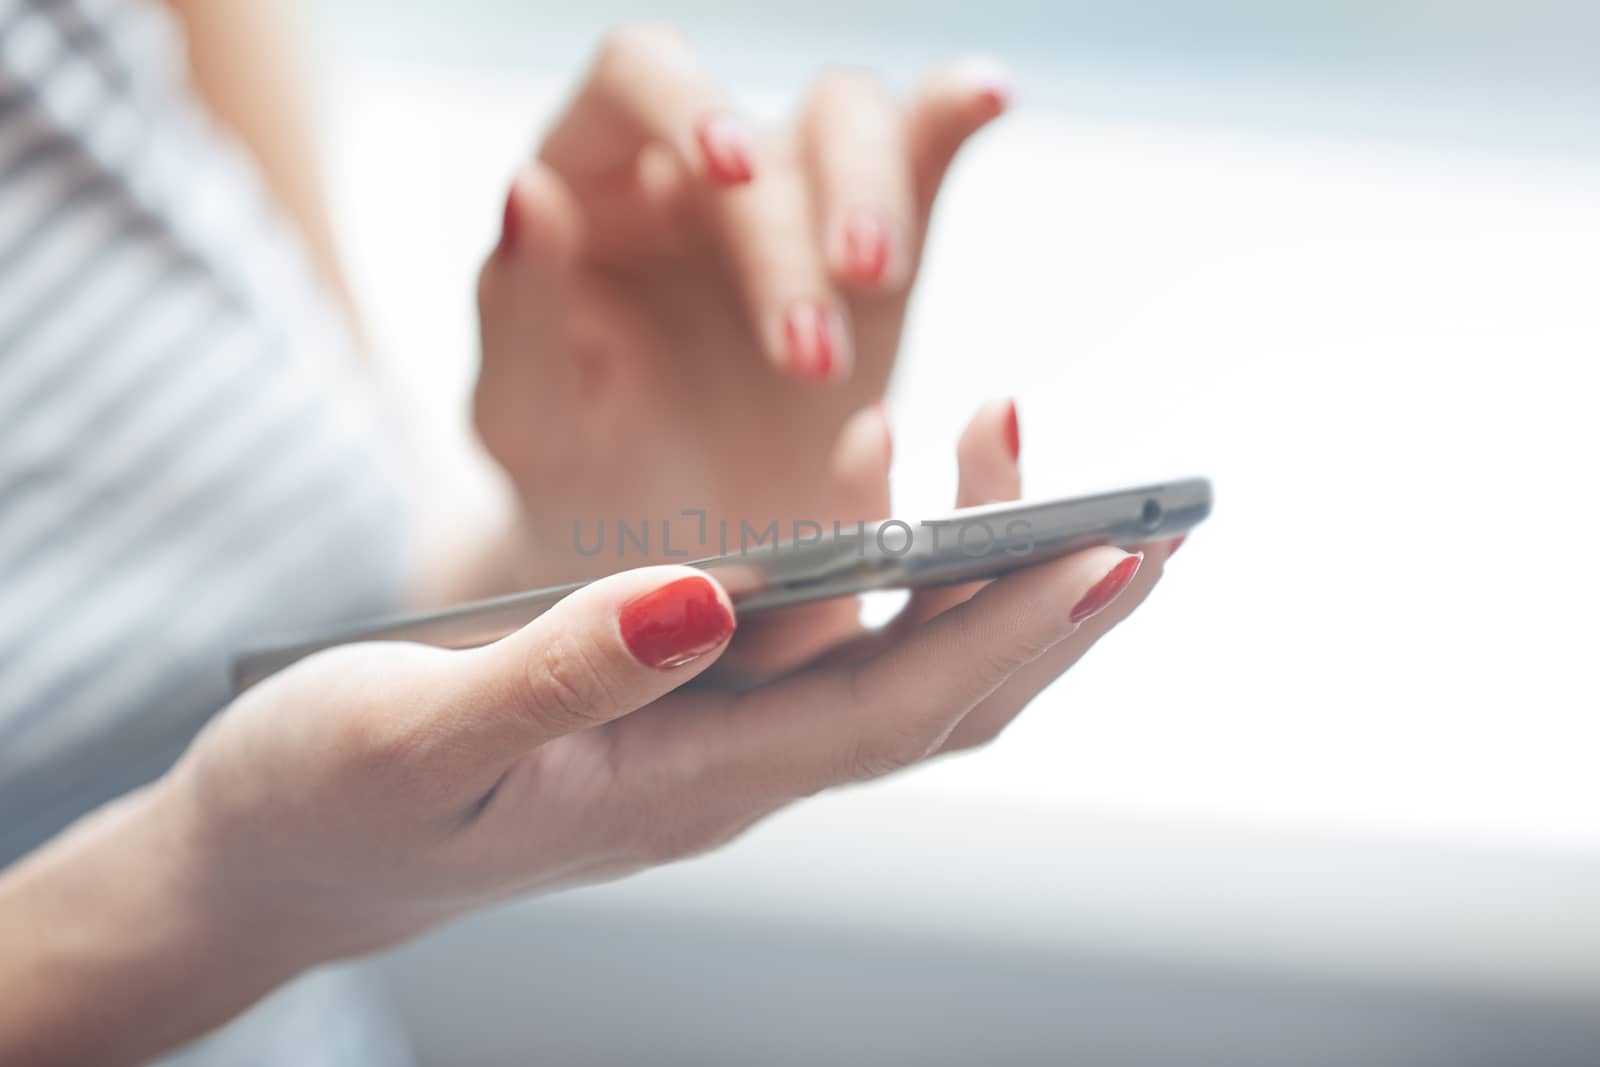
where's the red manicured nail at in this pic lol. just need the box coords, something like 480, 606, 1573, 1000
1003, 399, 1020, 462
695, 114, 754, 185
497, 180, 521, 254
619, 576, 736, 670
956, 57, 1014, 115
1070, 553, 1143, 625
1167, 535, 1186, 557
844, 212, 889, 284
784, 302, 837, 380
976, 78, 1012, 114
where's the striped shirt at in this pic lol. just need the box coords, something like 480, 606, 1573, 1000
1, 0, 416, 1061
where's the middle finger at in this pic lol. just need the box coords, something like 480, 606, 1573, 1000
801, 69, 917, 292
711, 131, 853, 382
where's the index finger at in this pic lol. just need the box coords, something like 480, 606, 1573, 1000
540, 23, 755, 188
668, 544, 1144, 806
906, 55, 1013, 225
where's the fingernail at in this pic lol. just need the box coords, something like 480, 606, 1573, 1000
695, 113, 754, 185
956, 56, 1014, 114
1070, 552, 1143, 625
1167, 535, 1187, 557
783, 301, 843, 381
620, 576, 736, 670
976, 78, 1012, 114
497, 179, 521, 254
843, 211, 889, 284
1003, 399, 1021, 462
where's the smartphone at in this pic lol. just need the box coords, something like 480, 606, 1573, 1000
232, 477, 1211, 689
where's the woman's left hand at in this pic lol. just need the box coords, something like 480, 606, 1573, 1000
474, 25, 1011, 585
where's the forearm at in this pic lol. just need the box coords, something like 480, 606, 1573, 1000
163, 0, 360, 334
0, 781, 301, 1065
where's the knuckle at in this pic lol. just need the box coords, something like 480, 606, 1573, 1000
471, 391, 525, 481
847, 719, 941, 781
331, 709, 414, 776
519, 632, 620, 735
975, 642, 1037, 690
963, 615, 1054, 690
633, 813, 746, 867
810, 65, 886, 107
596, 21, 689, 73
331, 707, 459, 807
948, 717, 1007, 754
839, 669, 933, 780
469, 381, 500, 448
474, 259, 492, 315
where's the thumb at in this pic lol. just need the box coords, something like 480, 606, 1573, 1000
441, 566, 737, 769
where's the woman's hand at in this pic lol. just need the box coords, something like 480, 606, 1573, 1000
176, 409, 1166, 963
474, 25, 1011, 583
0, 409, 1170, 1065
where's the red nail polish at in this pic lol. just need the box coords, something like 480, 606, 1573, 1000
844, 213, 889, 284
1167, 535, 1186, 557
695, 114, 754, 185
784, 302, 836, 380
976, 78, 1012, 114
1003, 399, 1020, 462
498, 181, 520, 254
814, 309, 836, 379
619, 576, 736, 670
1070, 553, 1143, 625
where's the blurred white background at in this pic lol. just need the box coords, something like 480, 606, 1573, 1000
299, 0, 1600, 1058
